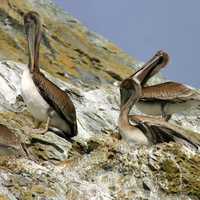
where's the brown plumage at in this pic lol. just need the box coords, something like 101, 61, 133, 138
121, 50, 200, 120
32, 72, 77, 137
22, 11, 77, 138
137, 80, 200, 120
141, 81, 200, 102
129, 50, 169, 85
120, 50, 169, 109
118, 78, 199, 150
129, 115, 199, 149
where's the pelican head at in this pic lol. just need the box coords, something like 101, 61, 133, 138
134, 50, 170, 85
24, 11, 42, 73
150, 50, 169, 76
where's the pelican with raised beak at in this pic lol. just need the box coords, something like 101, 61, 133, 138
21, 11, 77, 139
121, 50, 200, 121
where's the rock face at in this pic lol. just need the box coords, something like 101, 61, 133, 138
0, 1, 200, 200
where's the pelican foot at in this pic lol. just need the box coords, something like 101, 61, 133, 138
23, 126, 48, 134
23, 117, 50, 135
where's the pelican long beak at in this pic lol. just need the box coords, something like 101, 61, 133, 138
133, 51, 169, 85
120, 51, 168, 107
25, 22, 36, 73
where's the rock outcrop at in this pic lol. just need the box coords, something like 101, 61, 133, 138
0, 1, 199, 199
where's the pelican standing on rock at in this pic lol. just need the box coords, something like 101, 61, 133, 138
121, 50, 200, 121
21, 11, 77, 139
118, 77, 199, 150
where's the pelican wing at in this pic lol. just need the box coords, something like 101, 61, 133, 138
129, 115, 199, 149
129, 115, 175, 144
140, 81, 200, 102
33, 72, 77, 137
150, 125, 199, 149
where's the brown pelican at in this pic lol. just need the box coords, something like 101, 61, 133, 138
21, 11, 77, 139
121, 50, 200, 120
118, 77, 199, 149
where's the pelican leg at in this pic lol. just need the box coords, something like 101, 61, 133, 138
42, 116, 50, 133
161, 103, 171, 121
164, 115, 171, 121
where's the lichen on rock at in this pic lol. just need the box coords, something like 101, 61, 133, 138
0, 0, 200, 200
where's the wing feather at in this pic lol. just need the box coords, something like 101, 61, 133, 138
141, 81, 200, 102
129, 115, 199, 149
32, 72, 77, 137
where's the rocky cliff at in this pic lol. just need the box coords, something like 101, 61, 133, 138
0, 0, 200, 200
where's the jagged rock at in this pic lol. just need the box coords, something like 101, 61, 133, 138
0, 0, 200, 200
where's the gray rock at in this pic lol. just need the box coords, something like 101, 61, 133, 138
0, 0, 199, 199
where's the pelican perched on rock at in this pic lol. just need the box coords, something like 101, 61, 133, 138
21, 11, 77, 139
118, 77, 199, 150
121, 50, 200, 120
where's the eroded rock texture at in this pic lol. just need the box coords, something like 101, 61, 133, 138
0, 0, 200, 199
